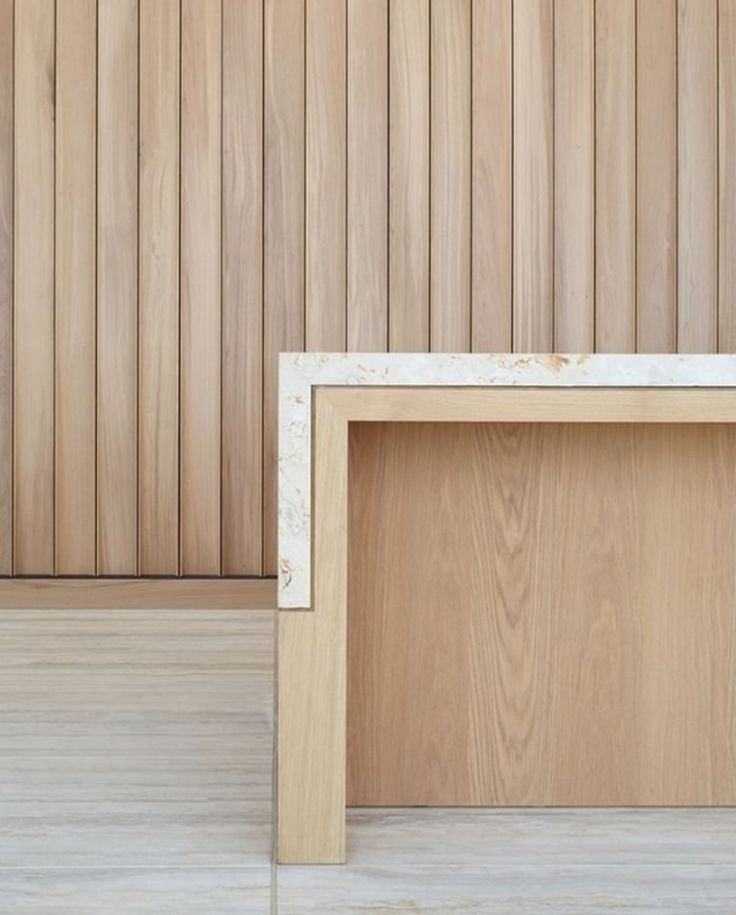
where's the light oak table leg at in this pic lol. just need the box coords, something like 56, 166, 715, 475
277, 392, 348, 863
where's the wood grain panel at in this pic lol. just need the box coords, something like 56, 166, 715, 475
347, 0, 388, 352
278, 393, 347, 863
678, 0, 717, 353
306, 0, 346, 351
0, 0, 11, 575
348, 421, 736, 806
471, 0, 511, 353
55, 0, 96, 574
554, 0, 593, 352
222, 0, 263, 575
14, 0, 55, 574
389, 0, 429, 352
180, 0, 222, 575
430, 0, 470, 352
263, 0, 304, 575
513, 0, 553, 352
719, 0, 736, 352
138, 0, 180, 575
595, 0, 635, 352
637, 0, 677, 353
97, 0, 137, 575
0, 578, 276, 609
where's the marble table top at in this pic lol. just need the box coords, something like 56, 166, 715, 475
278, 353, 736, 608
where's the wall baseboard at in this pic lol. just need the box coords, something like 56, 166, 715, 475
0, 578, 277, 610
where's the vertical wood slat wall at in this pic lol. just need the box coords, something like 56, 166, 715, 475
0, 0, 735, 579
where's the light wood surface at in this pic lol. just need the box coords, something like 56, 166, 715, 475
347, 0, 388, 353
138, 0, 180, 576
513, 0, 553, 351
389, 0, 429, 352
180, 0, 221, 575
97, 0, 138, 575
0, 0, 11, 576
13, 0, 55, 575
263, 0, 305, 575
222, 0, 263, 576
278, 393, 348, 863
471, 0, 511, 353
323, 386, 736, 424
554, 0, 594, 352
306, 0, 346, 353
719, 0, 736, 352
637, 0, 677, 353
4, 0, 736, 577
347, 420, 736, 806
430, 0, 471, 353
678, 0, 717, 353
55, 0, 96, 575
594, 0, 635, 352
0, 578, 276, 610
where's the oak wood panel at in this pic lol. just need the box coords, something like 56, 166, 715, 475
180, 0, 222, 575
594, 0, 635, 352
13, 0, 55, 574
263, 0, 305, 575
97, 0, 138, 575
306, 0, 346, 351
554, 0, 593, 352
388, 0, 429, 352
471, 0, 511, 353
348, 421, 736, 806
138, 0, 180, 575
347, 0, 388, 352
678, 0, 717, 353
222, 0, 263, 575
719, 0, 736, 352
513, 0, 553, 352
430, 0, 471, 352
0, 578, 276, 610
637, 0, 677, 353
0, 0, 11, 575
278, 392, 348, 863
55, 0, 96, 575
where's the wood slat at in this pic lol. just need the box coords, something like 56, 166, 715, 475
222, 0, 263, 575
430, 0, 471, 352
595, 0, 636, 353
55, 0, 96, 574
138, 0, 180, 575
14, 0, 55, 574
513, 0, 553, 352
471, 0, 511, 353
263, 0, 305, 575
554, 0, 594, 352
306, 0, 346, 351
637, 0, 677, 353
0, 577, 276, 610
347, 0, 388, 352
180, 0, 222, 575
97, 0, 138, 574
678, 0, 717, 353
0, 0, 11, 575
719, 0, 736, 351
389, 0, 429, 352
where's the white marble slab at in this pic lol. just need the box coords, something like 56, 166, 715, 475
278, 353, 736, 608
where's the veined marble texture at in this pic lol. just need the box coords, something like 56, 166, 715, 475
278, 353, 736, 608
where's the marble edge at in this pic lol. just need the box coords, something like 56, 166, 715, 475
277, 353, 736, 608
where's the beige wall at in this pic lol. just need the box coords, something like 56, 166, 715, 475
0, 0, 732, 577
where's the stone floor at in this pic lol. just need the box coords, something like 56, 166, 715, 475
1, 608, 734, 914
